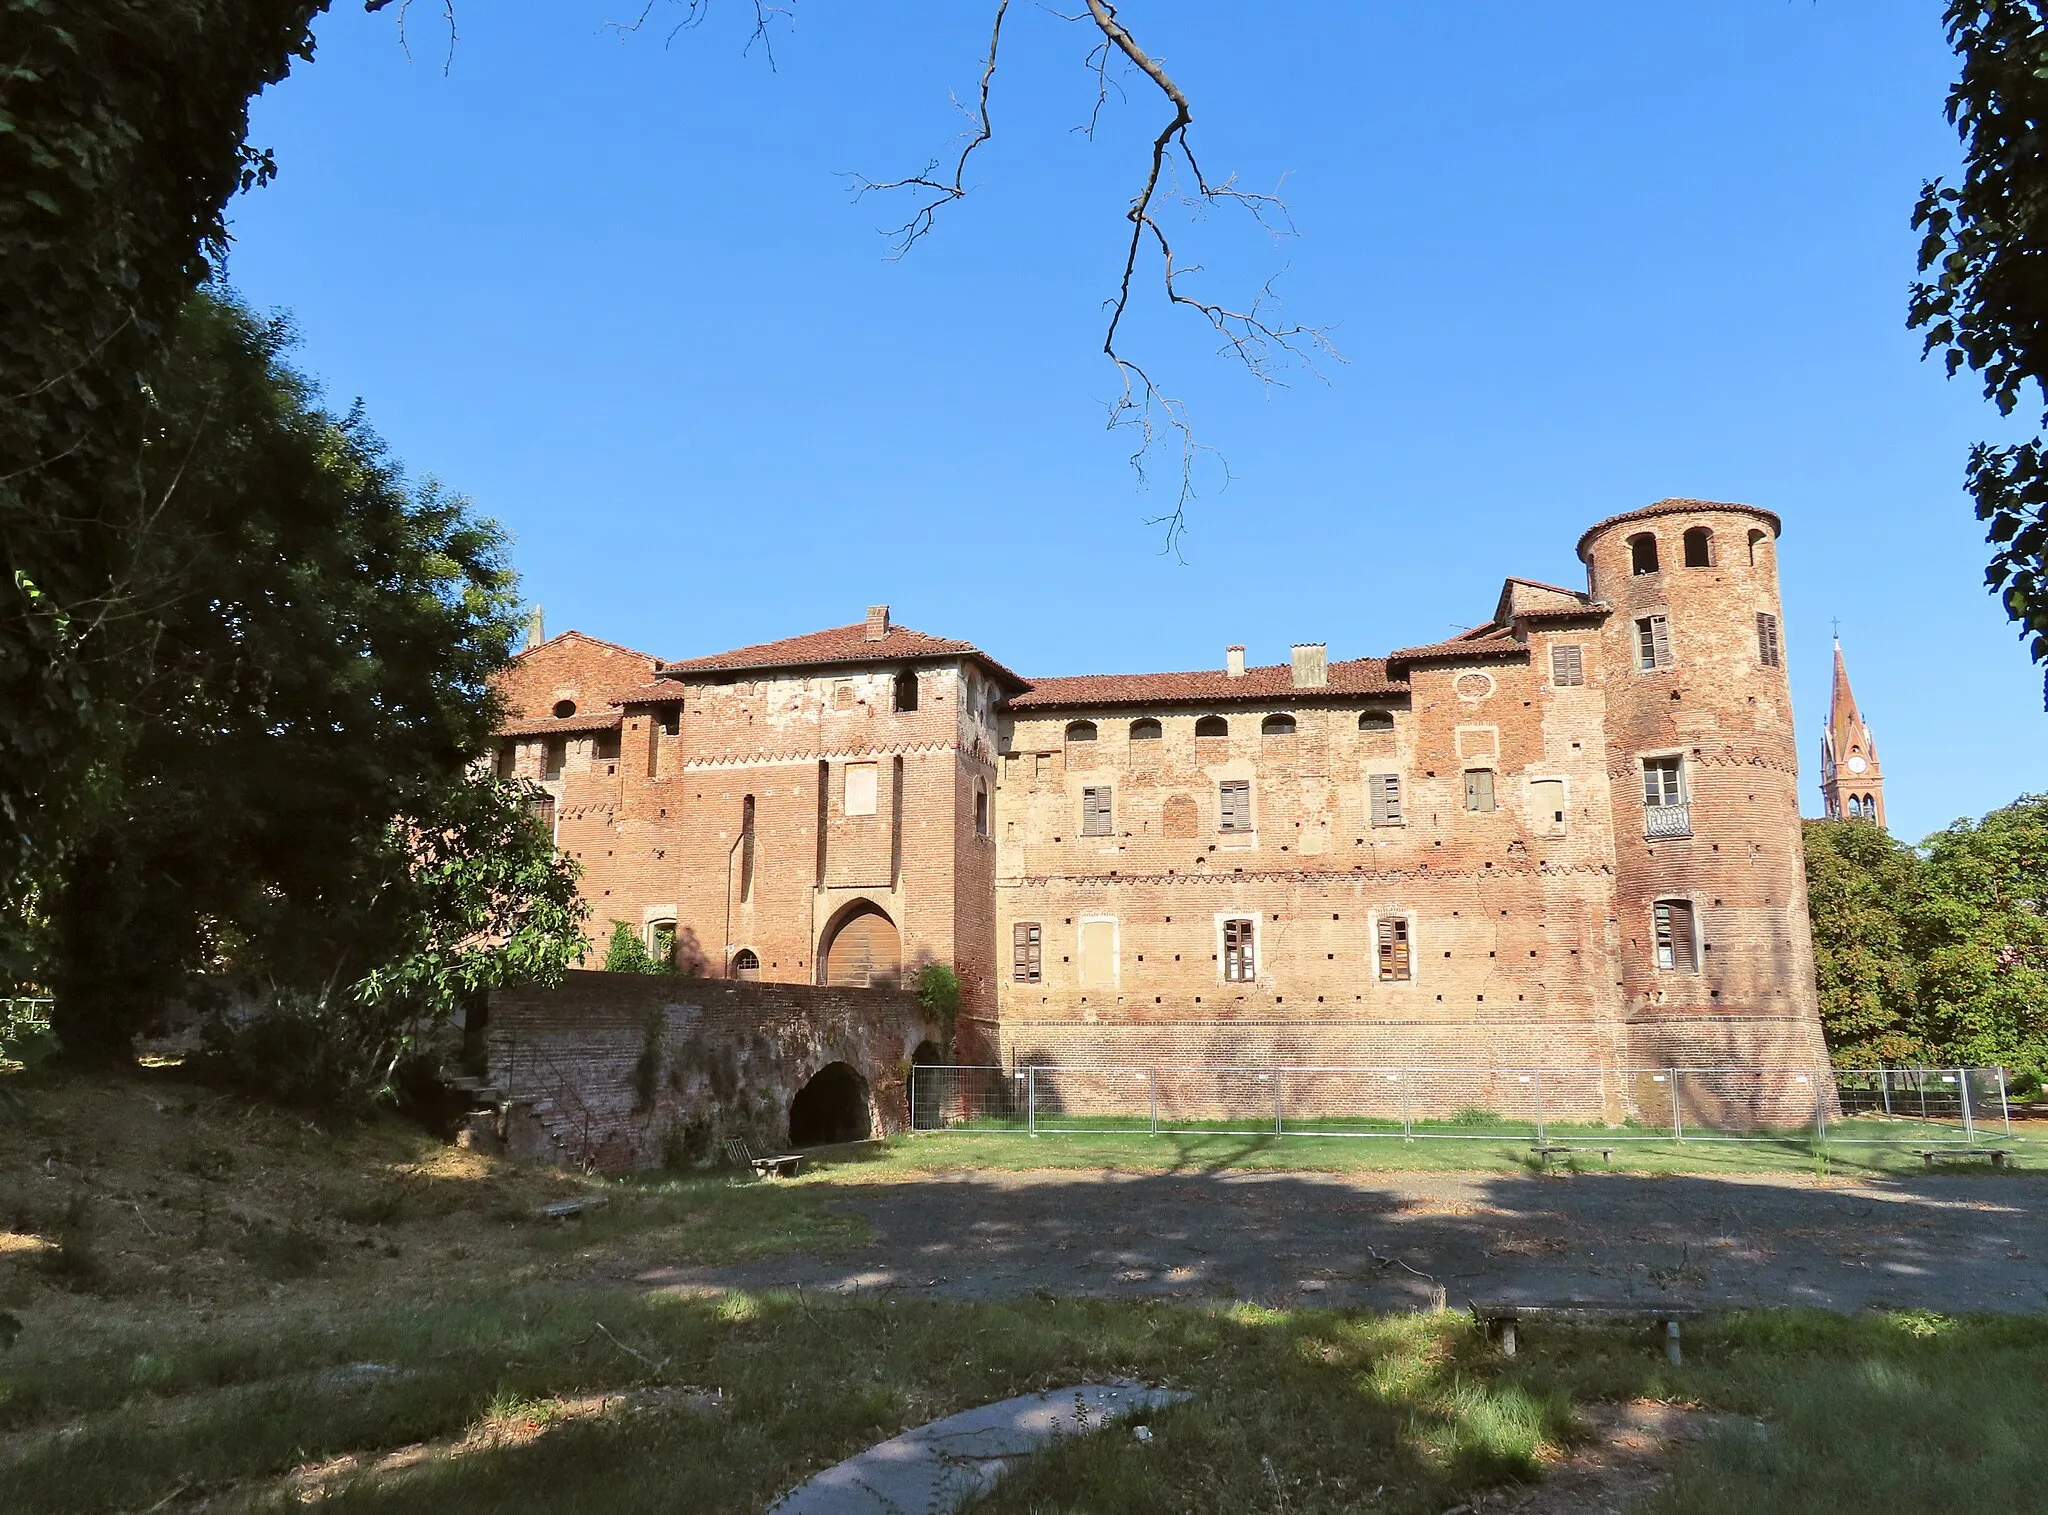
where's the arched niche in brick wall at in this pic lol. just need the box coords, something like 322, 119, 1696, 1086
1162, 794, 1199, 839
820, 900, 901, 989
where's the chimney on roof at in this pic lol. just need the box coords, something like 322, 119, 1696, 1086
1225, 645, 1246, 678
523, 605, 544, 652
1291, 643, 1328, 689
863, 605, 890, 641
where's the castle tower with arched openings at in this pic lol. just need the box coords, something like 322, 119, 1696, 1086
1819, 639, 1885, 828
1577, 500, 1827, 1068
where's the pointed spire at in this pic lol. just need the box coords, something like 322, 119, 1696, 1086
1820, 636, 1885, 828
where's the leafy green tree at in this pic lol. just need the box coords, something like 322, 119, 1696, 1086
1802, 820, 1928, 1067
39, 288, 581, 1063
1912, 1, 2048, 704
1908, 795, 2048, 1077
603, 921, 661, 976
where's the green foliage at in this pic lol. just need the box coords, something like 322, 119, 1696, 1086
1912, 795, 2048, 1074
23, 288, 583, 1065
1912, 3, 2048, 702
604, 921, 662, 975
1804, 796, 2048, 1078
913, 961, 961, 1046
1, 0, 328, 878
1803, 820, 1928, 1066
0, 999, 59, 1072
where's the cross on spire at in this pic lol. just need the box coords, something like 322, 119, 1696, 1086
1830, 616, 1841, 642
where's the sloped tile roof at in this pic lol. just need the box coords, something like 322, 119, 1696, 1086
1007, 657, 1404, 711
498, 711, 623, 736
1384, 628, 1526, 671
658, 621, 1027, 691
511, 629, 663, 664
612, 680, 687, 707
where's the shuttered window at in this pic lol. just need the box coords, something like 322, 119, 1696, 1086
1369, 773, 1403, 827
1222, 917, 1256, 981
1530, 778, 1567, 837
1012, 922, 1042, 983
1377, 917, 1411, 981
1550, 643, 1585, 687
1464, 769, 1496, 812
1218, 779, 1253, 832
1635, 614, 1673, 670
1756, 612, 1781, 667
1654, 899, 1698, 971
1081, 785, 1113, 836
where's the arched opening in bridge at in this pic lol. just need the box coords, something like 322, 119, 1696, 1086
909, 1039, 947, 1130
789, 1061, 872, 1146
821, 900, 901, 988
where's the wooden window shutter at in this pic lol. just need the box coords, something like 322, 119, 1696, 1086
1082, 786, 1112, 836
1013, 922, 1042, 982
1223, 917, 1255, 981
1370, 774, 1402, 826
1465, 769, 1495, 811
1551, 644, 1584, 687
1377, 917, 1411, 981
1219, 779, 1251, 832
1650, 614, 1673, 668
1667, 900, 1697, 970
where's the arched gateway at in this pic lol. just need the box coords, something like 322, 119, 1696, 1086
820, 900, 901, 989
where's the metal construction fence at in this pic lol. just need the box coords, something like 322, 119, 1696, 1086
906, 1063, 2018, 1147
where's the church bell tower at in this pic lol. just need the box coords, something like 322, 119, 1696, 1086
1819, 637, 1885, 827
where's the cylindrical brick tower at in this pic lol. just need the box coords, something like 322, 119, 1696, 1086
1577, 500, 1828, 1074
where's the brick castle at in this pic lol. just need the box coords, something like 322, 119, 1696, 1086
491, 499, 1830, 1078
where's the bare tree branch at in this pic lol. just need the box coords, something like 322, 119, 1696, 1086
845, 2, 1011, 257
602, 0, 790, 65
858, 1, 1338, 552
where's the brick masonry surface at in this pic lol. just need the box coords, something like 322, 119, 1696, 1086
491, 503, 1834, 1129
487, 971, 943, 1173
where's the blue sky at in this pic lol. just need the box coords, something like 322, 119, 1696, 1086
226, 1, 2043, 842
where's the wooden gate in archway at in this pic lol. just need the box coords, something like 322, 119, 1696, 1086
821, 902, 901, 989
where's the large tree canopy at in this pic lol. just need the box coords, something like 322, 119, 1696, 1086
1913, 0, 2048, 703
37, 288, 585, 1064
1804, 796, 2048, 1079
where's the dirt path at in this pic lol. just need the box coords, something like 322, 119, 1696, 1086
638, 1169, 2048, 1313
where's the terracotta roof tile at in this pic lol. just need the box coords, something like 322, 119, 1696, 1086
1384, 629, 1526, 670
1007, 657, 1404, 711
1574, 498, 1781, 560
659, 621, 1027, 691
497, 711, 623, 736
612, 679, 686, 707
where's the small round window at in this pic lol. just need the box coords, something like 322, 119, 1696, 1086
552, 699, 577, 719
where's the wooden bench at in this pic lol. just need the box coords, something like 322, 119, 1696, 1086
1530, 1144, 1614, 1168
727, 1138, 803, 1179
1917, 1147, 2013, 1169
1471, 1302, 1704, 1365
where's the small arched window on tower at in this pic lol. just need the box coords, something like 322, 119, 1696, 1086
1747, 529, 1767, 566
892, 669, 919, 713
1195, 715, 1229, 738
731, 947, 760, 981
1628, 532, 1660, 575
1065, 720, 1098, 745
1847, 795, 1863, 819
1682, 527, 1714, 568
1261, 713, 1297, 737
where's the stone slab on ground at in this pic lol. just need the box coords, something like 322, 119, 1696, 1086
768, 1381, 1188, 1515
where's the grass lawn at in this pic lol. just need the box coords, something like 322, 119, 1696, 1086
5, 1069, 2045, 1512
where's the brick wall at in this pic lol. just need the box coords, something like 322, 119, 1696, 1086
486, 971, 943, 1172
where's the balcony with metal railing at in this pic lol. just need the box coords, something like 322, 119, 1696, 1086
1645, 802, 1692, 839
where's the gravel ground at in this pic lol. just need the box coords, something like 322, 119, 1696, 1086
638, 1169, 2048, 1313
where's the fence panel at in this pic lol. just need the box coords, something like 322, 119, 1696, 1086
907, 1064, 2018, 1148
